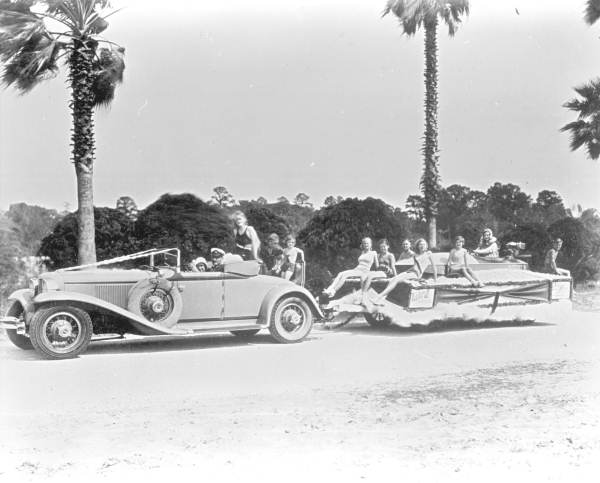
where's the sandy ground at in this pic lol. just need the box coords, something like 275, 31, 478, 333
1, 308, 599, 482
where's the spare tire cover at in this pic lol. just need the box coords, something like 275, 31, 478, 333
127, 277, 183, 329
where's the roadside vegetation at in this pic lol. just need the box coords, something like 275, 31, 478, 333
1, 183, 599, 307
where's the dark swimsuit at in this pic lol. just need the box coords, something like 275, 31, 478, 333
234, 227, 253, 260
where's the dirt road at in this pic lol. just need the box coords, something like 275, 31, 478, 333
1, 311, 599, 482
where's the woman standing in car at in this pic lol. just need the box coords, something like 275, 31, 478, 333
232, 210, 260, 260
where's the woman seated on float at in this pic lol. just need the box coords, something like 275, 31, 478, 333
373, 238, 437, 304
322, 237, 380, 299
397, 239, 415, 261
232, 210, 261, 261
472, 228, 499, 259
543, 237, 570, 276
281, 235, 305, 281
445, 236, 484, 287
361, 238, 397, 302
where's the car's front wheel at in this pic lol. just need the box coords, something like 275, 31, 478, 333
29, 306, 93, 359
269, 296, 313, 343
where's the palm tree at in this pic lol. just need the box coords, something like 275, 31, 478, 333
561, 0, 600, 161
585, 0, 600, 25
561, 79, 600, 160
383, 0, 469, 248
0, 0, 124, 264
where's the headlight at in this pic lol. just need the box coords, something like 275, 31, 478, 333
29, 278, 46, 296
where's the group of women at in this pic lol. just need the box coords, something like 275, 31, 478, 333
322, 228, 501, 304
231, 211, 304, 281
205, 213, 567, 303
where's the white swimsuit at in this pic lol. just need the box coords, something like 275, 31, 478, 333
356, 251, 377, 272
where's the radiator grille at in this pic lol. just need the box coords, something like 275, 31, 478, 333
94, 284, 133, 308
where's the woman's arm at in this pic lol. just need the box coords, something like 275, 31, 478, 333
247, 226, 261, 260
389, 254, 397, 276
372, 251, 379, 269
429, 253, 437, 281
548, 249, 559, 274
474, 243, 497, 256
446, 249, 454, 269
463, 250, 469, 267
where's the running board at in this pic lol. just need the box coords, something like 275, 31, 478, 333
176, 320, 263, 332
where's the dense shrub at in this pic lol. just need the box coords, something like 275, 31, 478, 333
243, 206, 290, 243
500, 223, 551, 270
548, 217, 600, 281
298, 198, 407, 291
39, 208, 135, 269
134, 193, 232, 264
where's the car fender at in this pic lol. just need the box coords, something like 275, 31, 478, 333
257, 285, 324, 325
6, 289, 35, 318
32, 291, 191, 336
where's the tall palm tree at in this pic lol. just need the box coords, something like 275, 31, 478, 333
561, 0, 600, 161
0, 0, 124, 264
383, 0, 469, 248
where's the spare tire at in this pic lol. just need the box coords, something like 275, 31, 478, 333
127, 277, 183, 329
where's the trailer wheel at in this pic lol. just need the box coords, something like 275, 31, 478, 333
364, 312, 392, 328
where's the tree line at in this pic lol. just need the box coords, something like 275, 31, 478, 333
1, 182, 598, 303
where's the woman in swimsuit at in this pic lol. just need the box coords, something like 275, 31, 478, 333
445, 236, 483, 287
281, 235, 305, 281
360, 238, 397, 304
473, 228, 499, 259
323, 237, 379, 298
373, 238, 437, 303
232, 210, 260, 260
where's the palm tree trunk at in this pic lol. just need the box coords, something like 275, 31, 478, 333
421, 18, 441, 249
69, 40, 97, 265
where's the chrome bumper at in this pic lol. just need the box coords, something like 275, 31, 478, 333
0, 316, 26, 334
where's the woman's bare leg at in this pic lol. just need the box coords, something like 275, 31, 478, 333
360, 272, 379, 303
373, 272, 413, 303
465, 267, 483, 286
459, 268, 477, 286
325, 270, 355, 296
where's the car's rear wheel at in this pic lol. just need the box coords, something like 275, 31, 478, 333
269, 296, 313, 343
364, 312, 392, 328
29, 306, 93, 359
128, 278, 183, 328
230, 329, 261, 338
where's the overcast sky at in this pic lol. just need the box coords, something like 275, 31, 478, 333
1, 0, 599, 212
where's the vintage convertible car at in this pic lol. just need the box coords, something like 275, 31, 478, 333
321, 252, 572, 328
1, 248, 322, 359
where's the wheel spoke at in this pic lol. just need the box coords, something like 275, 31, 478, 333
41, 312, 82, 353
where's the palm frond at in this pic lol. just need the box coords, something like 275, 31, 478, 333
0, 9, 46, 61
383, 0, 469, 36
563, 79, 600, 118
585, 0, 600, 25
91, 44, 124, 106
2, 35, 60, 91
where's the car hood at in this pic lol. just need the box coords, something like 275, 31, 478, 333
41, 269, 151, 285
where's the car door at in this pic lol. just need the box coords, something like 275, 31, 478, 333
178, 272, 225, 323
223, 273, 273, 321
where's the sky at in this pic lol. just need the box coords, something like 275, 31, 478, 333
1, 0, 599, 212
